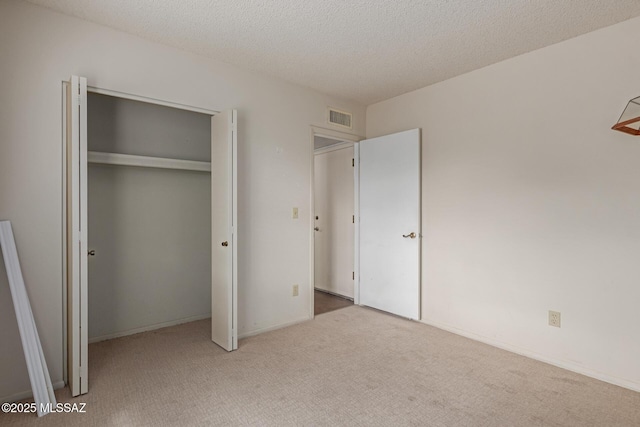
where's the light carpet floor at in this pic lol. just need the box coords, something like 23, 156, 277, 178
2, 306, 639, 426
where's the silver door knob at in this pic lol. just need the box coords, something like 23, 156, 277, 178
221, 241, 228, 247
402, 232, 416, 239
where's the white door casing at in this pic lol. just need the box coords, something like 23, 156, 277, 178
66, 75, 88, 396
211, 110, 238, 351
358, 129, 421, 319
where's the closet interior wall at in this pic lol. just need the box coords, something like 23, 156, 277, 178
87, 93, 212, 342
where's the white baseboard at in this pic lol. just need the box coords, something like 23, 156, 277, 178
239, 316, 310, 339
1, 381, 66, 404
420, 318, 640, 393
89, 313, 211, 343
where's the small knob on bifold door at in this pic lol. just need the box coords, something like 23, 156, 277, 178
221, 241, 229, 247
88, 250, 96, 256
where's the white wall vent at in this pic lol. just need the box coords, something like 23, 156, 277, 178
328, 108, 352, 129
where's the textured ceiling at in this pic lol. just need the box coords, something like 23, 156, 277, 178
27, 0, 640, 105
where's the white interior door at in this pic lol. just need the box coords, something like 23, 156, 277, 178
66, 75, 88, 396
211, 110, 238, 351
359, 129, 421, 319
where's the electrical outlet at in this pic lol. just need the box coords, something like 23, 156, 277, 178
292, 284, 299, 297
292, 207, 299, 219
548, 310, 561, 328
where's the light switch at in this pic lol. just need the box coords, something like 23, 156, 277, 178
292, 207, 299, 219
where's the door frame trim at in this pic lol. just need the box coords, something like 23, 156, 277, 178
309, 126, 362, 319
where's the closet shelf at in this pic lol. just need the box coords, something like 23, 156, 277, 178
87, 151, 211, 172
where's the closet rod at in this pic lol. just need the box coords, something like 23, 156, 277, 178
88, 151, 212, 172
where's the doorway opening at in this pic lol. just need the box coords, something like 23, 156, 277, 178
309, 126, 421, 321
312, 134, 356, 316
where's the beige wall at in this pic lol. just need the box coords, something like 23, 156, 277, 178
367, 17, 640, 391
88, 165, 212, 342
0, 0, 365, 401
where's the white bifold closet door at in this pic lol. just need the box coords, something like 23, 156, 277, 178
67, 75, 238, 397
66, 75, 88, 397
211, 110, 238, 352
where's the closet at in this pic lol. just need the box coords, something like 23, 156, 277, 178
64, 76, 237, 397
86, 92, 212, 342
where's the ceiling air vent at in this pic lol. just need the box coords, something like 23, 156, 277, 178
328, 108, 352, 129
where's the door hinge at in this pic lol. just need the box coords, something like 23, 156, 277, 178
352, 271, 355, 280
352, 215, 354, 223
352, 158, 354, 167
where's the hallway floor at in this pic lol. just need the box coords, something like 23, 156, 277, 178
314, 289, 353, 315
